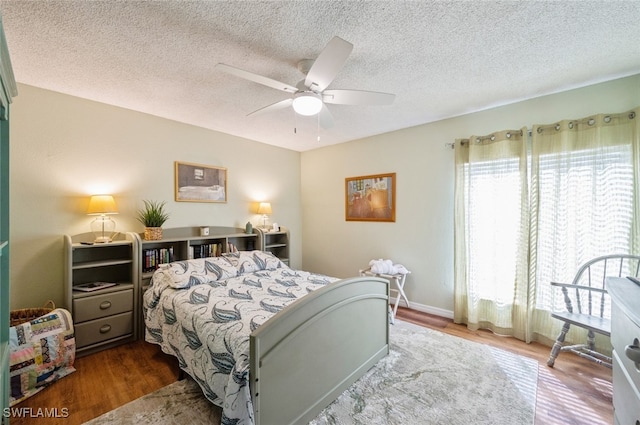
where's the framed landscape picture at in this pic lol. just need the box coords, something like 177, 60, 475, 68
345, 172, 396, 222
175, 161, 227, 203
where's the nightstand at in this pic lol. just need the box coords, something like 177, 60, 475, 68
255, 226, 290, 265
64, 233, 138, 356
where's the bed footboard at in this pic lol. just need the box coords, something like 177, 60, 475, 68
250, 276, 389, 425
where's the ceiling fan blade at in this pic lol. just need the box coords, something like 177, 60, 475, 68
319, 104, 334, 129
217, 63, 298, 94
304, 36, 353, 92
247, 98, 293, 117
323, 89, 395, 106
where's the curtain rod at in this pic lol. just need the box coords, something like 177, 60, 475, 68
444, 108, 638, 150
446, 128, 533, 149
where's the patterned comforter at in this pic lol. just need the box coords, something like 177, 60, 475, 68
143, 251, 336, 425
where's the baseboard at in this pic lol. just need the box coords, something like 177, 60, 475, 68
390, 295, 454, 320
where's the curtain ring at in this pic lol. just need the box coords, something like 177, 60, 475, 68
506, 132, 511, 138
537, 127, 542, 134
490, 135, 495, 141
630, 111, 636, 119
588, 118, 595, 125
603, 116, 611, 123
555, 124, 560, 131
568, 122, 574, 129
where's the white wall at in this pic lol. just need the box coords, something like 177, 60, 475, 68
10, 75, 640, 314
301, 74, 640, 318
10, 84, 302, 309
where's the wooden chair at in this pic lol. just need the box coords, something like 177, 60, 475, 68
547, 254, 640, 368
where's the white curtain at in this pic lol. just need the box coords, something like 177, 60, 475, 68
454, 107, 639, 346
529, 108, 640, 348
454, 128, 530, 339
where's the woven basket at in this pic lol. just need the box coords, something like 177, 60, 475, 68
144, 227, 163, 240
10, 300, 56, 327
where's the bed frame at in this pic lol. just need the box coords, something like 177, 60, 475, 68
250, 276, 390, 425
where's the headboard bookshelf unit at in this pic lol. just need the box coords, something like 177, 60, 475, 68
130, 226, 257, 282
128, 226, 258, 336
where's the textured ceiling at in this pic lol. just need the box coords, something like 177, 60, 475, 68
1, 1, 639, 152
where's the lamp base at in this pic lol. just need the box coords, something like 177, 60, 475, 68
90, 215, 117, 244
93, 236, 113, 243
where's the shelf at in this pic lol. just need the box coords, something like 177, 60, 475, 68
72, 259, 133, 269
133, 226, 258, 273
72, 282, 134, 299
72, 240, 131, 247
255, 226, 289, 265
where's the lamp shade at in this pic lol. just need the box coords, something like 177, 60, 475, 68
292, 92, 322, 116
257, 202, 272, 215
87, 195, 118, 215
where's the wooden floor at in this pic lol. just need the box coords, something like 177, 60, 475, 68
8, 307, 612, 425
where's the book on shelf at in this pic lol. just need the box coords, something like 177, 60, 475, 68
74, 281, 117, 292
142, 246, 174, 273
190, 243, 224, 259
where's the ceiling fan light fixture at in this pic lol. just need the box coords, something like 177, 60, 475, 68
292, 92, 322, 116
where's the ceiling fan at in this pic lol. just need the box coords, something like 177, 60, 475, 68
216, 36, 395, 128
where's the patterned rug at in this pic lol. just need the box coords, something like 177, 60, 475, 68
85, 320, 538, 425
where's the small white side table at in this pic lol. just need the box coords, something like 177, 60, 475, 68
359, 267, 411, 323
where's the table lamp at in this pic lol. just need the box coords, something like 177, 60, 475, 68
87, 195, 119, 243
258, 202, 272, 229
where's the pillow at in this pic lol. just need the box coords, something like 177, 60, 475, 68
222, 250, 287, 274
153, 256, 239, 289
10, 308, 76, 406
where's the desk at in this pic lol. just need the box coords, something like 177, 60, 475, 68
359, 267, 411, 323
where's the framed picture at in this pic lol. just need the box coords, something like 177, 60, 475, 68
175, 161, 227, 203
345, 173, 396, 222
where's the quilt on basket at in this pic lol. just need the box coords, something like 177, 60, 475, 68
9, 308, 76, 405
143, 251, 336, 425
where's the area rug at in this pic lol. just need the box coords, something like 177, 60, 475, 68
84, 320, 537, 425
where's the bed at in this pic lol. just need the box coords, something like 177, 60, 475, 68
143, 250, 389, 425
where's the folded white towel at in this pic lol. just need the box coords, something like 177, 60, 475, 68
369, 259, 408, 275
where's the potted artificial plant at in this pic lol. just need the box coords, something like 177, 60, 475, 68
136, 200, 170, 240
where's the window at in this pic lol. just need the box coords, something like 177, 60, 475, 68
464, 157, 524, 304
454, 109, 639, 344
534, 145, 634, 314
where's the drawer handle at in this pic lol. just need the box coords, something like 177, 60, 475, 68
99, 301, 112, 310
625, 338, 640, 365
99, 324, 111, 334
